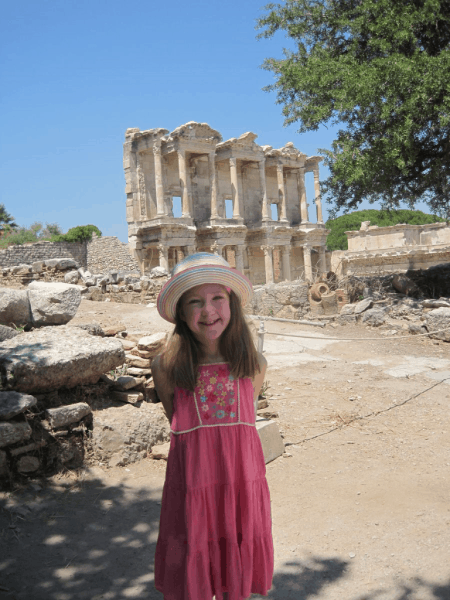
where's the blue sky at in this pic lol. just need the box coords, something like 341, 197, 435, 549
1, 0, 429, 242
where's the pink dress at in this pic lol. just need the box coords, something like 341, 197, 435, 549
154, 362, 274, 600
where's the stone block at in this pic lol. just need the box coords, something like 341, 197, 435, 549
46, 402, 92, 428
361, 308, 388, 327
44, 258, 78, 271
115, 375, 141, 390
112, 391, 144, 404
27, 281, 81, 326
151, 441, 170, 460
0, 288, 31, 327
0, 326, 125, 393
64, 270, 80, 284
0, 391, 37, 420
32, 261, 44, 273
17, 455, 40, 473
11, 264, 32, 275
103, 323, 126, 336
137, 332, 167, 355
0, 422, 32, 448
255, 417, 285, 464
354, 298, 374, 314
425, 307, 450, 342
125, 355, 152, 369
0, 324, 19, 342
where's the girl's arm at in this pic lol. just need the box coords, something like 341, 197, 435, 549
152, 354, 174, 425
252, 352, 267, 418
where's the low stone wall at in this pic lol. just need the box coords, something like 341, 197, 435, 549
87, 236, 140, 273
0, 241, 86, 268
249, 281, 310, 319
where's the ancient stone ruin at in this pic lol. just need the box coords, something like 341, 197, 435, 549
124, 121, 329, 284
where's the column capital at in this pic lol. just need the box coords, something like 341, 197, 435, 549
229, 156, 237, 167
261, 244, 274, 256
211, 241, 223, 255
281, 246, 290, 255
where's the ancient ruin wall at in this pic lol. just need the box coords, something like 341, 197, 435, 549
86, 236, 140, 273
0, 241, 87, 268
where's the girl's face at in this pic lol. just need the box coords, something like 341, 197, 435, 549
180, 283, 231, 345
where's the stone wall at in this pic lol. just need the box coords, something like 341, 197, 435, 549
86, 236, 140, 273
0, 241, 86, 268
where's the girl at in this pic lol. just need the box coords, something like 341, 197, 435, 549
153, 253, 274, 600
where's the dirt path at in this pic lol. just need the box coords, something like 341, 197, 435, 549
1, 300, 449, 600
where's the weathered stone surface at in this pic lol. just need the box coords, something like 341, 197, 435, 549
120, 339, 136, 351
137, 332, 167, 354
339, 304, 355, 315
71, 323, 105, 337
150, 266, 169, 278
44, 258, 78, 271
409, 323, 428, 335
17, 455, 40, 473
103, 323, 126, 336
126, 367, 152, 376
361, 308, 387, 327
125, 355, 152, 369
11, 264, 32, 275
0, 326, 125, 393
425, 307, 450, 342
0, 450, 8, 477
115, 375, 141, 390
112, 391, 144, 404
46, 402, 91, 428
32, 261, 44, 273
392, 274, 420, 297
64, 270, 80, 284
0, 288, 31, 327
0, 391, 37, 420
27, 281, 82, 326
0, 324, 19, 342
0, 422, 32, 448
354, 298, 374, 314
151, 442, 170, 460
422, 298, 450, 308
91, 402, 170, 464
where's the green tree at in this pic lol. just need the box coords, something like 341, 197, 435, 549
257, 0, 450, 217
326, 208, 445, 250
0, 204, 18, 232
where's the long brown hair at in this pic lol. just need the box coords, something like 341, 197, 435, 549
161, 290, 259, 391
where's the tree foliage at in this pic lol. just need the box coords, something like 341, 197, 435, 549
0, 204, 18, 232
51, 225, 102, 243
326, 208, 445, 250
257, 0, 450, 217
0, 222, 101, 248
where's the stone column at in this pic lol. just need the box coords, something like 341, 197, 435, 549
211, 241, 223, 256
261, 245, 274, 284
277, 164, 288, 222
177, 247, 185, 263
178, 149, 191, 218
235, 245, 244, 273
318, 245, 327, 273
303, 244, 313, 281
157, 243, 169, 271
153, 141, 165, 216
281, 246, 292, 281
209, 152, 219, 219
229, 158, 241, 219
259, 159, 270, 222
297, 167, 309, 223
313, 165, 323, 223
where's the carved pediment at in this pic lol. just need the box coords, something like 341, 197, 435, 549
168, 122, 222, 143
264, 142, 306, 160
217, 131, 262, 153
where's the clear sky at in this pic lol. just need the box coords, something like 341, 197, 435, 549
1, 0, 430, 243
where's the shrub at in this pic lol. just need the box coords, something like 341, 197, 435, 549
51, 225, 102, 243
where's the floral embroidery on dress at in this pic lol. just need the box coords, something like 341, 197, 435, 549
195, 364, 239, 424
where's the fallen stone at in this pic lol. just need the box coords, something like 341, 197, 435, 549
10, 440, 46, 456
64, 270, 80, 284
150, 266, 169, 278
115, 376, 142, 390
27, 281, 81, 326
71, 323, 105, 337
361, 308, 387, 327
140, 277, 151, 290
0, 326, 125, 393
17, 456, 40, 474
409, 323, 428, 335
112, 391, 144, 404
120, 339, 136, 351
46, 402, 92, 428
0, 450, 8, 477
255, 417, 285, 464
91, 402, 170, 464
0, 422, 32, 448
337, 314, 357, 325
32, 261, 44, 273
137, 332, 167, 355
131, 348, 153, 359
339, 304, 355, 315
132, 282, 142, 292
126, 367, 152, 376
0, 391, 37, 420
392, 274, 420, 297
0, 324, 19, 342
151, 442, 170, 460
354, 298, 374, 314
103, 323, 127, 336
425, 307, 450, 342
0, 288, 31, 327
11, 264, 32, 275
422, 298, 450, 308
125, 356, 152, 369
257, 398, 269, 410
44, 258, 78, 271
84, 277, 96, 287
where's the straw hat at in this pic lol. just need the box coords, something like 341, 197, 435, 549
157, 252, 253, 323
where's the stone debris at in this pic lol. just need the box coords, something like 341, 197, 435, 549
0, 391, 37, 420
137, 332, 167, 354
115, 375, 143, 390
151, 441, 170, 460
125, 355, 152, 369
27, 281, 82, 326
17, 455, 40, 473
354, 298, 374, 314
425, 307, 450, 342
0, 324, 20, 342
0, 288, 31, 326
112, 391, 144, 404
0, 325, 125, 393
0, 422, 32, 448
103, 323, 127, 336
46, 402, 92, 428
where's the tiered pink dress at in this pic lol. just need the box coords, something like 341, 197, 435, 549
154, 362, 274, 600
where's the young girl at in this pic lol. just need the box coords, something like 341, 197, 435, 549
153, 252, 274, 600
